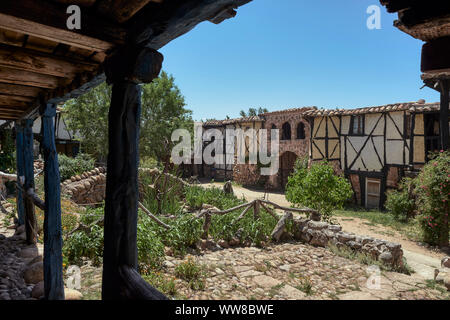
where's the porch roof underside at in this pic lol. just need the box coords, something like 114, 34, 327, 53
380, 1, 450, 86
0, 0, 251, 121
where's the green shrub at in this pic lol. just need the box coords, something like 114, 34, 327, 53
153, 213, 203, 256
59, 153, 95, 181
175, 257, 205, 290
137, 211, 166, 273
209, 208, 277, 246
414, 151, 450, 247
184, 185, 243, 210
139, 170, 184, 214
385, 178, 415, 222
63, 224, 104, 266
286, 160, 353, 221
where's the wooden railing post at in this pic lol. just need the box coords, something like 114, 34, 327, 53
41, 103, 64, 300
14, 122, 25, 226
253, 199, 260, 220
22, 118, 37, 244
102, 46, 166, 300
202, 212, 212, 239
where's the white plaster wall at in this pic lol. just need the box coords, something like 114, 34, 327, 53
365, 113, 384, 136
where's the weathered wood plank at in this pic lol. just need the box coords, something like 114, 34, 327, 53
41, 103, 65, 300
130, 0, 252, 47
96, 0, 155, 23
0, 83, 42, 97
0, 0, 126, 51
50, 0, 97, 7
0, 44, 99, 78
15, 122, 25, 225
0, 67, 61, 88
22, 118, 37, 244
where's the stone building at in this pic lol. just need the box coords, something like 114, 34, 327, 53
199, 100, 447, 209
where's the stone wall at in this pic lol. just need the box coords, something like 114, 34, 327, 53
263, 110, 311, 190
61, 167, 107, 205
291, 217, 404, 268
233, 164, 263, 186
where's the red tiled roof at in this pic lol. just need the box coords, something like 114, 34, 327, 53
302, 101, 440, 117
203, 116, 264, 126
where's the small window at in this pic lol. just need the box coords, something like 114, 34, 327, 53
350, 115, 364, 135
404, 115, 411, 139
297, 122, 305, 139
281, 122, 291, 140
271, 124, 277, 130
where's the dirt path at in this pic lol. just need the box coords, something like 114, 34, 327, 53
201, 182, 447, 279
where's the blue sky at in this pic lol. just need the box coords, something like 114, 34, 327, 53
159, 0, 440, 121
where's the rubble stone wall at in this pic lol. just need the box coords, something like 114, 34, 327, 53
292, 217, 404, 268
61, 167, 107, 205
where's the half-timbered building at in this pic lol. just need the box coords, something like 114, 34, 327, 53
305, 101, 443, 209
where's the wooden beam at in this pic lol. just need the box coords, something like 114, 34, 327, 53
0, 67, 61, 89
96, 0, 155, 24
128, 0, 252, 47
0, 83, 43, 97
51, 0, 97, 7
0, 0, 126, 51
440, 80, 449, 151
0, 94, 34, 103
22, 118, 37, 244
102, 46, 166, 300
396, 4, 450, 28
41, 103, 65, 300
0, 114, 20, 120
15, 122, 25, 225
0, 96, 31, 108
0, 44, 99, 78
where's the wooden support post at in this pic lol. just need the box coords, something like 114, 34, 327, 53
40, 103, 64, 300
15, 122, 25, 225
202, 212, 212, 240
253, 199, 260, 220
22, 118, 37, 244
440, 80, 449, 151
102, 46, 166, 300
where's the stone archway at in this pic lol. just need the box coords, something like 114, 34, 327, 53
279, 151, 297, 189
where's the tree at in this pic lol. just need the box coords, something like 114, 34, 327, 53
64, 71, 192, 168
140, 71, 193, 169
285, 159, 353, 221
63, 82, 111, 161
239, 107, 268, 117
414, 150, 450, 247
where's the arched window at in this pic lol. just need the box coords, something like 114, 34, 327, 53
281, 122, 291, 140
271, 124, 277, 130
297, 122, 305, 139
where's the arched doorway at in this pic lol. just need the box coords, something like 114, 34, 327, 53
279, 151, 297, 189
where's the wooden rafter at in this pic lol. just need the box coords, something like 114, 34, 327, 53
0, 83, 42, 98
0, 0, 126, 51
0, 43, 98, 78
0, 67, 61, 89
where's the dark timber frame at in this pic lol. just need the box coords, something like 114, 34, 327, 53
102, 46, 167, 300
41, 103, 65, 300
